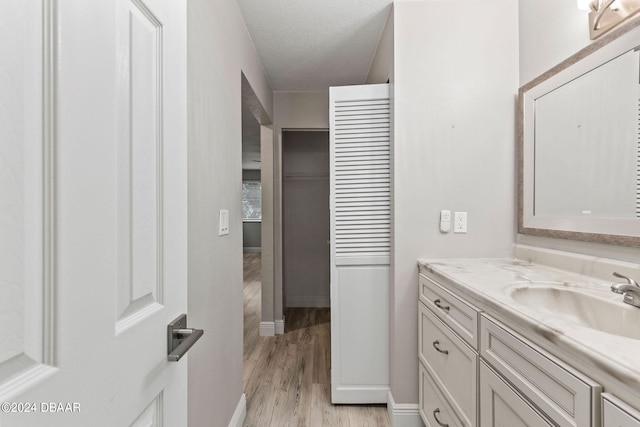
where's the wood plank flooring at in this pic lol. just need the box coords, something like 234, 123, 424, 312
242, 252, 391, 426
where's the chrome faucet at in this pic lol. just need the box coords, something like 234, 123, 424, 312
611, 272, 640, 308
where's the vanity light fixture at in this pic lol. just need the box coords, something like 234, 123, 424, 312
577, 0, 591, 10
586, 0, 640, 39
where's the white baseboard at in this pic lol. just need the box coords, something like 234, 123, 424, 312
332, 386, 388, 404
387, 391, 424, 427
259, 321, 275, 336
228, 393, 246, 427
285, 296, 330, 307
260, 319, 285, 336
275, 319, 285, 335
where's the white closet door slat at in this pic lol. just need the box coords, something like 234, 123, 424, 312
331, 91, 390, 258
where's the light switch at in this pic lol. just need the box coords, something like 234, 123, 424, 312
219, 210, 229, 236
440, 210, 451, 233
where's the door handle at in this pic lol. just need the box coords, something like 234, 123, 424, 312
167, 314, 204, 362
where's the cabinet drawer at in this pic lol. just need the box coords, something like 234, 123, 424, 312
602, 393, 640, 426
480, 315, 601, 427
480, 361, 554, 427
419, 303, 477, 427
419, 273, 479, 349
420, 362, 464, 427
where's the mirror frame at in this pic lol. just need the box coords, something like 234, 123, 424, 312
519, 17, 640, 247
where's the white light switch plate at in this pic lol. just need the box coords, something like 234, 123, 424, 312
440, 209, 451, 233
219, 210, 229, 236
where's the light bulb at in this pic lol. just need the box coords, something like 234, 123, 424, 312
577, 0, 592, 10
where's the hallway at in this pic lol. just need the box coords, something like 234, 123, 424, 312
242, 252, 391, 426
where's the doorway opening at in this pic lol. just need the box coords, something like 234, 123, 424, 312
282, 130, 330, 309
241, 77, 265, 359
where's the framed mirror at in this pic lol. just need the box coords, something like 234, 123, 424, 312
519, 18, 640, 246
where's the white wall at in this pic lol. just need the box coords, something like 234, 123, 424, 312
520, 0, 591, 84
518, 0, 640, 263
388, 0, 519, 404
187, 0, 272, 425
367, 7, 394, 85
274, 91, 329, 129
260, 124, 276, 329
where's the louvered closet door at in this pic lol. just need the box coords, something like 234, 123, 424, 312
330, 84, 390, 404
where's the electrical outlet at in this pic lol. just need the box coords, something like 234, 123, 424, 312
439, 209, 451, 233
454, 212, 467, 233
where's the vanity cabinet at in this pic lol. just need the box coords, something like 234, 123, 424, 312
418, 269, 602, 427
418, 274, 479, 426
602, 393, 640, 426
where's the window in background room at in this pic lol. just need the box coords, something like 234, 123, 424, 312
242, 180, 262, 220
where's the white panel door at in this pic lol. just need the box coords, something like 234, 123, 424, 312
330, 83, 390, 404
0, 0, 189, 426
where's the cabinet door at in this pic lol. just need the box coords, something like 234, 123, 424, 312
480, 362, 554, 427
481, 315, 599, 427
420, 363, 464, 427
419, 274, 479, 349
602, 393, 640, 427
419, 302, 477, 426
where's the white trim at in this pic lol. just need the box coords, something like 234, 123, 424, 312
331, 385, 389, 404
227, 393, 246, 427
259, 321, 275, 336
42, 0, 57, 368
387, 391, 423, 427
275, 319, 285, 335
285, 296, 330, 308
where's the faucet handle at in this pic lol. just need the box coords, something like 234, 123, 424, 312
612, 272, 639, 288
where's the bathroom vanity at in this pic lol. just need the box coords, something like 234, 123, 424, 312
414, 12, 640, 427
417, 247, 640, 427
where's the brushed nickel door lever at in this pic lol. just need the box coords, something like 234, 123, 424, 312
167, 314, 204, 362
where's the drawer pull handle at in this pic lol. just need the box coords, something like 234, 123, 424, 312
433, 408, 449, 427
434, 299, 450, 311
433, 340, 449, 355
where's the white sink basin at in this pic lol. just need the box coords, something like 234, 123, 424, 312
509, 285, 640, 340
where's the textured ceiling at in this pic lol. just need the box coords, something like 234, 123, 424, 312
236, 0, 393, 91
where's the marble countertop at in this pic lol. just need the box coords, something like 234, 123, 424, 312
418, 257, 640, 405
